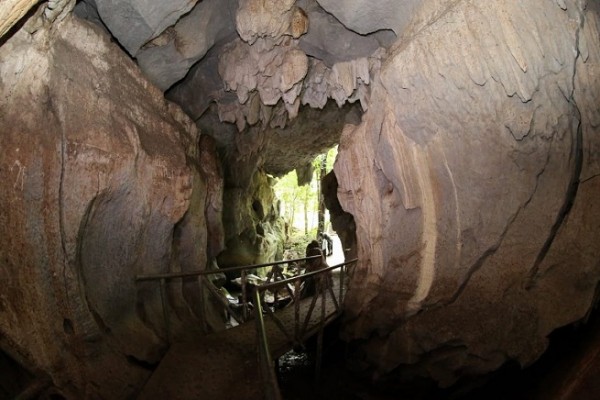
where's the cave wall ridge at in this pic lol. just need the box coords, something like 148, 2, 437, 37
334, 0, 600, 385
0, 16, 219, 398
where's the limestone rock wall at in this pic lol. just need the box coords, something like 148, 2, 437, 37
335, 0, 600, 385
217, 170, 285, 269
0, 17, 219, 398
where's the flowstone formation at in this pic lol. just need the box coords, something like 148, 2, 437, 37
334, 0, 600, 386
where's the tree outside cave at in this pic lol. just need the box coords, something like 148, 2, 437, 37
273, 146, 337, 260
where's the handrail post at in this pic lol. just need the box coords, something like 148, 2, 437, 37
254, 289, 282, 400
315, 283, 326, 382
339, 264, 344, 305
294, 279, 301, 344
198, 276, 208, 333
242, 269, 248, 321
159, 278, 171, 343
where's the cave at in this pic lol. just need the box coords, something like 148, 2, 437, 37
1, 0, 599, 399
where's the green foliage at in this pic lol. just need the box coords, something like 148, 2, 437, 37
326, 146, 338, 171
282, 229, 312, 259
273, 145, 338, 257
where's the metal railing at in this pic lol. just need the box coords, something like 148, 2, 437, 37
135, 256, 357, 400
134, 255, 320, 342
253, 258, 358, 400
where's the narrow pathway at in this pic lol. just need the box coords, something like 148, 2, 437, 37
138, 286, 342, 400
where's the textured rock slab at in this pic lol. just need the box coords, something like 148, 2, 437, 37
297, 0, 383, 67
236, 0, 308, 44
94, 0, 199, 56
217, 170, 285, 269
316, 0, 422, 35
335, 0, 600, 386
166, 49, 223, 120
136, 0, 237, 91
0, 16, 210, 398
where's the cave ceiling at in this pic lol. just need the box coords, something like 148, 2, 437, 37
74, 0, 408, 177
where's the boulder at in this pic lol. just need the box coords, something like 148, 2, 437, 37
297, 0, 383, 67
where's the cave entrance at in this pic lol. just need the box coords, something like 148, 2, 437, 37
273, 146, 344, 265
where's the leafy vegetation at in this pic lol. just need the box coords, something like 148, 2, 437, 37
273, 146, 337, 260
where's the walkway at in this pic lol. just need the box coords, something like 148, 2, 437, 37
138, 269, 347, 400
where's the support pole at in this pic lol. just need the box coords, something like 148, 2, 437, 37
242, 269, 248, 321
315, 285, 326, 383
159, 278, 171, 343
254, 289, 282, 400
198, 276, 208, 333
339, 265, 344, 303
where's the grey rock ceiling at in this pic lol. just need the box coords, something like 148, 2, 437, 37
74, 0, 402, 175
75, 0, 399, 90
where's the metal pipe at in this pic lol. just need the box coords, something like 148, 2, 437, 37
197, 276, 208, 334
15, 377, 51, 400
339, 264, 344, 303
201, 276, 244, 325
315, 284, 326, 382
294, 279, 301, 343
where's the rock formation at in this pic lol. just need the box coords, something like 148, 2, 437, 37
1, 0, 600, 397
92, 0, 199, 56
334, 0, 600, 386
217, 170, 285, 269
0, 16, 221, 398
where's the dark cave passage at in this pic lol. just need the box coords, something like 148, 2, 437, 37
277, 307, 600, 400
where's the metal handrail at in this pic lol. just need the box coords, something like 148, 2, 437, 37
134, 255, 322, 341
254, 289, 283, 400
258, 259, 357, 291
253, 258, 358, 399
135, 255, 320, 281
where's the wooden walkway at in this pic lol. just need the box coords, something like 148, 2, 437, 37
138, 285, 342, 400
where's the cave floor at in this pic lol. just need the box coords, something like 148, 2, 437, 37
279, 307, 600, 400
137, 286, 342, 400
138, 269, 600, 400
